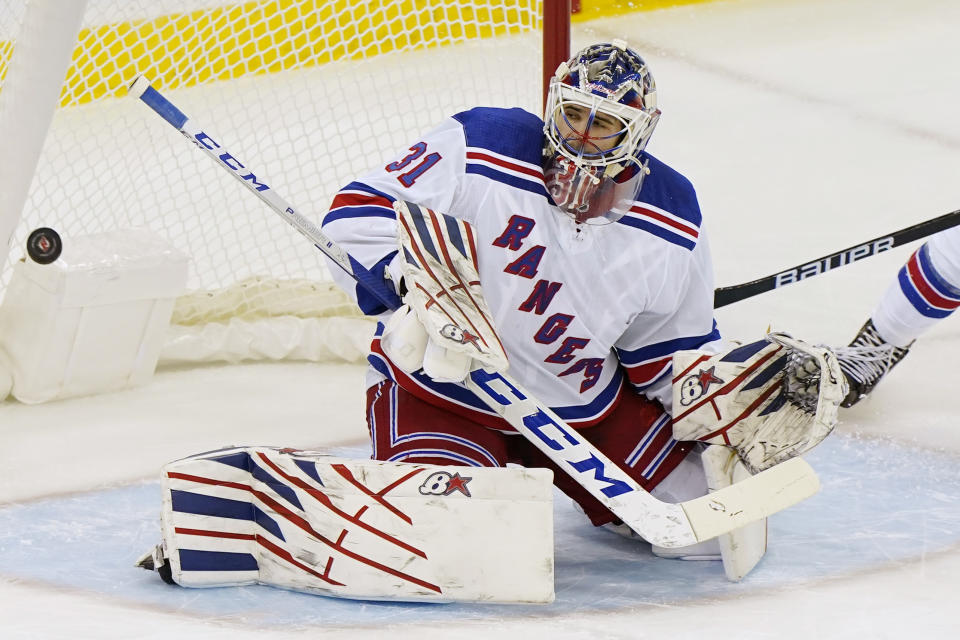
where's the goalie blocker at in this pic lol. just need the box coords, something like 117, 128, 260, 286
137, 446, 555, 604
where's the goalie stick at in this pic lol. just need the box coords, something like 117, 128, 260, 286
714, 208, 960, 308
129, 75, 819, 549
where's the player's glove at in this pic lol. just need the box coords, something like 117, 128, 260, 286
671, 332, 846, 473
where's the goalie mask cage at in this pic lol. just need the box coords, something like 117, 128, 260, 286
0, 0, 567, 365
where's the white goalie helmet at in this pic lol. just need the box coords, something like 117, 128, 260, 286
543, 40, 661, 224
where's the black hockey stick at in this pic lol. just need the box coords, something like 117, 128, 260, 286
714, 208, 960, 308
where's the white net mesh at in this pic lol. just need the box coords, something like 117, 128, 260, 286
0, 0, 543, 340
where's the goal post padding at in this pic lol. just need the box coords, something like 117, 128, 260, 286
0, 0, 86, 261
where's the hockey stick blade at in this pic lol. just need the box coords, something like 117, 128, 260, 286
714, 208, 960, 308
130, 75, 820, 548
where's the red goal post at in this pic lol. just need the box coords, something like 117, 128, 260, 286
0, 0, 570, 366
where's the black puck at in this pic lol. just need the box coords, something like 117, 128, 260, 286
26, 227, 62, 265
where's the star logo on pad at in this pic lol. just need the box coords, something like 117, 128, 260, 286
696, 366, 724, 391
440, 323, 483, 351
444, 473, 472, 497
461, 330, 481, 349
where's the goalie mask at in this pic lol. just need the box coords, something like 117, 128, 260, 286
543, 40, 661, 224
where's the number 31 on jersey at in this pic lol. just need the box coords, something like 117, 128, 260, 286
386, 142, 442, 187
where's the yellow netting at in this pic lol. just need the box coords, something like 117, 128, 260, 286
5, 0, 540, 107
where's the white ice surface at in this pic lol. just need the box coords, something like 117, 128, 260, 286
2, 0, 960, 637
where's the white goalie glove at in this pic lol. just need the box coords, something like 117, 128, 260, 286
672, 332, 846, 474
380, 201, 508, 383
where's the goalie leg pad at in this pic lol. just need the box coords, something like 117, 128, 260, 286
142, 446, 555, 604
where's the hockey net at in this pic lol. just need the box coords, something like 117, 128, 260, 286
0, 0, 546, 365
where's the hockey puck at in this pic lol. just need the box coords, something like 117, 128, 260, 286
26, 227, 62, 265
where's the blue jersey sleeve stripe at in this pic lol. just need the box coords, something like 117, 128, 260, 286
627, 202, 701, 236
322, 206, 396, 226
617, 321, 721, 364
633, 152, 703, 227
355, 251, 399, 316
342, 181, 397, 202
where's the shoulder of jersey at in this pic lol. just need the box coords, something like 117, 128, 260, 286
451, 107, 550, 199
617, 152, 703, 252
452, 107, 544, 162
450, 108, 703, 251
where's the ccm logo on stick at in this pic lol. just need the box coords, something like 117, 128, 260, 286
470, 369, 633, 498
774, 237, 894, 288
194, 131, 270, 192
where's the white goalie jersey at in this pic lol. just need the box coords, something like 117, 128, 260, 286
321, 107, 721, 428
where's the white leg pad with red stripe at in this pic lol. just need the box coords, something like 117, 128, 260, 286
145, 446, 554, 603
671, 332, 845, 474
